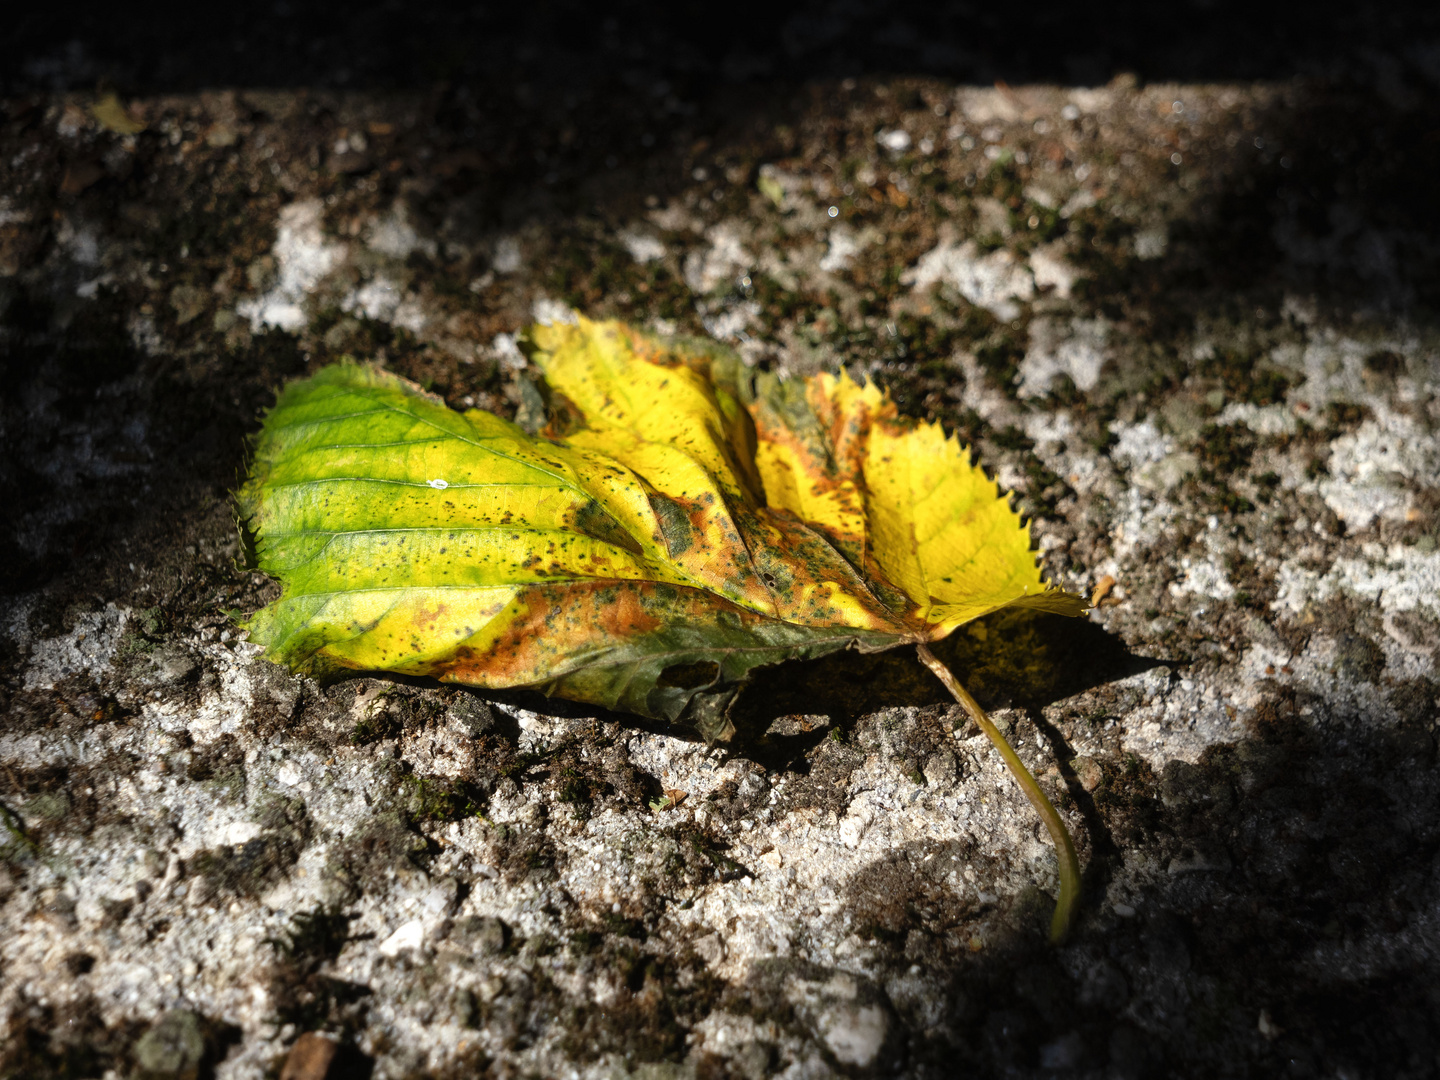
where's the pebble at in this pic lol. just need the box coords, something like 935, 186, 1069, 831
279, 1032, 340, 1080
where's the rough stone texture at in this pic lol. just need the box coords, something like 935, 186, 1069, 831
3, 42, 1440, 1080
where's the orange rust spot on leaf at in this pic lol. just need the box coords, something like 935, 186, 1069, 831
413, 602, 449, 628
601, 586, 664, 638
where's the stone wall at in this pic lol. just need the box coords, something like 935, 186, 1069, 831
2, 47, 1439, 1080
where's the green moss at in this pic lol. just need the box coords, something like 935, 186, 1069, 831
1212, 489, 1256, 515
556, 764, 599, 813
1364, 349, 1405, 377
0, 801, 39, 861
350, 691, 404, 745
1067, 206, 1139, 300
192, 832, 301, 896
974, 331, 1024, 391
135, 606, 168, 637
687, 835, 747, 881
523, 933, 559, 958
1194, 423, 1257, 515
401, 774, 484, 823
1198, 347, 1295, 407
1022, 202, 1065, 246
976, 160, 1025, 206
1198, 422, 1254, 471
345, 809, 432, 882
569, 928, 603, 954
1325, 401, 1370, 430
989, 425, 1032, 452
312, 308, 420, 367
21, 793, 69, 824
603, 910, 647, 940
751, 273, 807, 324
1253, 471, 1281, 502
192, 795, 310, 896
201, 765, 246, 804
977, 426, 1070, 519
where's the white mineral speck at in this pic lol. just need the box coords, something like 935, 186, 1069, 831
366, 202, 434, 260
378, 919, 425, 957
702, 303, 759, 342
491, 235, 523, 274
490, 332, 526, 372
532, 296, 577, 326
876, 128, 912, 153
1134, 225, 1169, 260
1273, 543, 1440, 617
1020, 316, 1108, 397
1110, 419, 1172, 469
342, 276, 403, 322
904, 238, 1034, 320
274, 762, 302, 787
236, 199, 344, 332
617, 226, 666, 263
1028, 240, 1078, 298
1321, 408, 1439, 528
222, 821, 263, 846
683, 221, 752, 294
1170, 557, 1236, 601
819, 1003, 889, 1067
819, 226, 861, 273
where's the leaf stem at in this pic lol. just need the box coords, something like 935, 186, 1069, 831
916, 642, 1080, 944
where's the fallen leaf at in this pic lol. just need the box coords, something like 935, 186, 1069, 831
239, 316, 1081, 741
757, 173, 786, 209
239, 316, 1089, 939
1091, 573, 1116, 605
91, 93, 145, 136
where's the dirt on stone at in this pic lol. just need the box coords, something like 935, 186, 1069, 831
2, 21, 1440, 1080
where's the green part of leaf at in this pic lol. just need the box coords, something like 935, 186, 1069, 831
237, 362, 901, 737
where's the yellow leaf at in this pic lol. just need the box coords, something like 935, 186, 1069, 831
757, 173, 787, 209
239, 317, 1083, 741
91, 94, 145, 136
748, 364, 1082, 633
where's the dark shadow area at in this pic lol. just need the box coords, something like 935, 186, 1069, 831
6, 0, 1440, 94
328, 669, 685, 745
730, 608, 1166, 771
679, 646, 1440, 1078
1078, 77, 1440, 331
825, 705, 1440, 1079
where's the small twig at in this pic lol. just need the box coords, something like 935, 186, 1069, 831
916, 643, 1081, 943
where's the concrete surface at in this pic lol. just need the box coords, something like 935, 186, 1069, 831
2, 56, 1439, 1079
